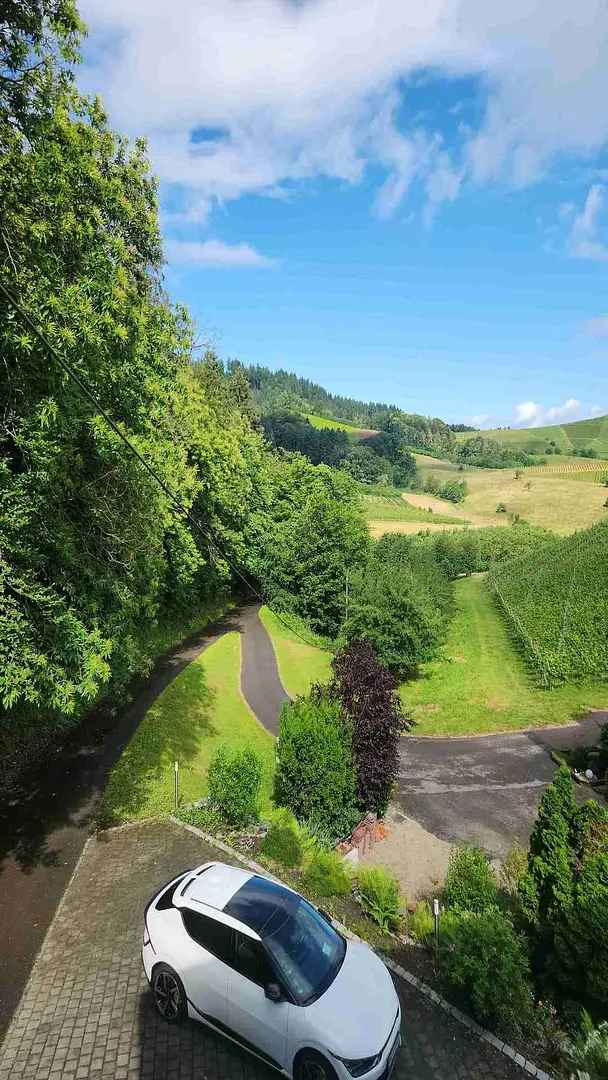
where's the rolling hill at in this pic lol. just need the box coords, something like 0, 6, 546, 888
460, 413, 608, 456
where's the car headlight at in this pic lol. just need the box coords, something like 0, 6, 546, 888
333, 1052, 381, 1077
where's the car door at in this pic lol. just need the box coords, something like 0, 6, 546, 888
177, 909, 232, 1030
227, 931, 290, 1071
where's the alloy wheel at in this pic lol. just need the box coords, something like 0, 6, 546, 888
153, 971, 182, 1020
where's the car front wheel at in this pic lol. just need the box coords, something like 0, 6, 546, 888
294, 1050, 338, 1080
151, 964, 187, 1023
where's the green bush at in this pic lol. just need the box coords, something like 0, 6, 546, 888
408, 900, 434, 942
302, 850, 352, 898
443, 846, 498, 913
439, 909, 535, 1034
207, 745, 262, 826
563, 1011, 608, 1080
500, 842, 528, 896
274, 696, 359, 842
357, 865, 402, 931
261, 809, 304, 867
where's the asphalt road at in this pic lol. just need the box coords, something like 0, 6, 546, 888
395, 715, 606, 857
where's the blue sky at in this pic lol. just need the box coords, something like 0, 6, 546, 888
79, 0, 608, 427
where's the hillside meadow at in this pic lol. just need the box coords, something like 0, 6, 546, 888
457, 412, 608, 455
414, 453, 608, 534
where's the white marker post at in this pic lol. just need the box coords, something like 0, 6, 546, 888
174, 760, 179, 811
433, 898, 440, 967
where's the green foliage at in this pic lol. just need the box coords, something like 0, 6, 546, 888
424, 474, 468, 502
439, 909, 535, 1034
443, 846, 499, 913
274, 696, 359, 841
0, 11, 277, 777
456, 435, 538, 469
407, 900, 435, 942
342, 537, 452, 678
261, 808, 304, 867
563, 1011, 608, 1080
357, 865, 402, 930
520, 767, 608, 1012
500, 842, 529, 896
207, 745, 263, 826
260, 463, 370, 636
302, 850, 352, 898
175, 804, 224, 834
489, 522, 608, 684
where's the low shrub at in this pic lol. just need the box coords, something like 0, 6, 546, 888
207, 745, 262, 826
261, 809, 303, 867
302, 850, 352, 898
357, 865, 402, 931
500, 842, 528, 896
274, 696, 359, 842
563, 1011, 608, 1080
439, 909, 535, 1034
175, 803, 224, 833
407, 900, 434, 943
443, 846, 498, 913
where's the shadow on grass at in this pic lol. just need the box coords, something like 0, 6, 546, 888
100, 660, 218, 823
0, 608, 242, 872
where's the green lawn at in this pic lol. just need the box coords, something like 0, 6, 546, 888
402, 576, 608, 735
259, 606, 333, 698
306, 413, 377, 437
102, 632, 275, 821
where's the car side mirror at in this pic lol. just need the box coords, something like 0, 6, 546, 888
265, 982, 283, 1003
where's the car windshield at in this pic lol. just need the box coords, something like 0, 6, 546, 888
262, 898, 346, 1005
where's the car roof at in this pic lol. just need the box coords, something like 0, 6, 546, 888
172, 862, 301, 938
175, 863, 253, 912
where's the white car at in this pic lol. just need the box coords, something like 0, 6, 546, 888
143, 861, 402, 1080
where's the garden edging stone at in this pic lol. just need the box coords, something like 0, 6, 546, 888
169, 816, 554, 1080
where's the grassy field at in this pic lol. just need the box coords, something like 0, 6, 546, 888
361, 491, 465, 524
402, 576, 608, 736
101, 632, 275, 821
456, 413, 608, 455
259, 606, 333, 698
414, 454, 608, 533
306, 413, 377, 437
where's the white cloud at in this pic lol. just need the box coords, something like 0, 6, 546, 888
590, 404, 605, 416
166, 239, 276, 268
569, 185, 608, 261
469, 413, 492, 428
79, 0, 608, 222
583, 314, 608, 337
514, 398, 581, 428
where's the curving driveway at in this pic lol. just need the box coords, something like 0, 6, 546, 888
0, 599, 604, 1038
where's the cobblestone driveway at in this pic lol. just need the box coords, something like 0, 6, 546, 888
0, 821, 527, 1080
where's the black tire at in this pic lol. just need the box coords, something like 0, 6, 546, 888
294, 1049, 338, 1080
151, 963, 187, 1024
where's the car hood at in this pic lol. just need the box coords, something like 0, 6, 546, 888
303, 940, 399, 1059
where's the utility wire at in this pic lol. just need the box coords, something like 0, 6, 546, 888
0, 276, 331, 653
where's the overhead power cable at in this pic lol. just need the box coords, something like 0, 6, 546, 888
0, 276, 331, 654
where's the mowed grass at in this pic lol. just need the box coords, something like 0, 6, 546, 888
259, 606, 333, 698
306, 413, 377, 437
101, 632, 275, 822
402, 576, 608, 736
414, 454, 608, 534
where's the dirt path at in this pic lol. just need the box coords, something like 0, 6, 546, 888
403, 492, 505, 528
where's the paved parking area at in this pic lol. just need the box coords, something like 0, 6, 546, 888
0, 820, 527, 1080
